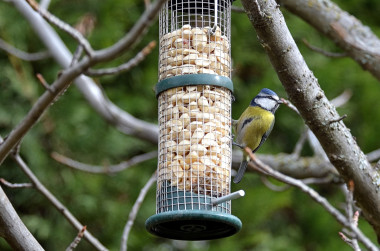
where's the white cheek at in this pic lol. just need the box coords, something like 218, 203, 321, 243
256, 99, 277, 110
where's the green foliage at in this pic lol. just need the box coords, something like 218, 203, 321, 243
0, 0, 379, 250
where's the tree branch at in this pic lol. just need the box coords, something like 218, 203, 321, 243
120, 172, 156, 251
278, 0, 380, 82
65, 225, 87, 251
0, 0, 166, 165
0, 178, 33, 188
244, 147, 379, 251
86, 41, 156, 77
0, 186, 43, 250
6, 142, 108, 250
241, 0, 380, 241
302, 39, 347, 58
0, 38, 50, 61
25, 0, 94, 57
10, 0, 159, 144
51, 151, 157, 174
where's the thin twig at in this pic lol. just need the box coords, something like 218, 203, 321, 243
329, 114, 347, 124
0, 38, 50, 61
0, 0, 165, 165
244, 147, 378, 251
301, 175, 336, 185
367, 148, 380, 162
0, 178, 33, 188
70, 46, 83, 66
65, 225, 87, 251
302, 39, 348, 58
51, 151, 157, 174
70, 14, 96, 66
120, 172, 156, 251
36, 73, 53, 93
339, 181, 361, 250
25, 0, 94, 57
280, 98, 300, 115
2, 137, 108, 251
231, 5, 245, 13
292, 127, 308, 157
260, 176, 290, 191
330, 90, 352, 107
86, 41, 156, 77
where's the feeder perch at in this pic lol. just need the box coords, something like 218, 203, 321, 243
146, 0, 243, 240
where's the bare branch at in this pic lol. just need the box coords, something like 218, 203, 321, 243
10, 0, 159, 145
36, 73, 53, 93
0, 37, 50, 61
0, 59, 83, 165
86, 41, 157, 77
302, 39, 347, 58
278, 0, 380, 82
235, 152, 339, 179
339, 181, 361, 250
231, 5, 245, 13
92, 0, 167, 63
0, 186, 44, 250
367, 148, 380, 163
25, 0, 94, 57
260, 176, 290, 191
280, 98, 299, 115
0, 0, 166, 165
65, 226, 87, 251
330, 90, 352, 108
120, 172, 156, 251
244, 147, 378, 251
242, 0, 380, 239
301, 175, 337, 185
291, 127, 308, 157
6, 145, 108, 250
51, 151, 157, 174
0, 178, 33, 188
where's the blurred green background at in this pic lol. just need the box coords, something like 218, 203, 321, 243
0, 0, 379, 250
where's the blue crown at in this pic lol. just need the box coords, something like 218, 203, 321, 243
259, 88, 278, 97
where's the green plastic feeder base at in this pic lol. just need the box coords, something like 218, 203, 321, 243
146, 210, 242, 240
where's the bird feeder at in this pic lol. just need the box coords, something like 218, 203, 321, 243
146, 0, 243, 240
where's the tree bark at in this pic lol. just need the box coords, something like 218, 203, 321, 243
0, 186, 44, 250
241, 0, 380, 242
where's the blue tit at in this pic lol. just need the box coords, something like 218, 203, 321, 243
232, 88, 282, 183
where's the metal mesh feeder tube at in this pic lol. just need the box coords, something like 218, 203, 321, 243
146, 0, 242, 240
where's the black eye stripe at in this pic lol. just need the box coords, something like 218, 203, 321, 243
256, 95, 278, 101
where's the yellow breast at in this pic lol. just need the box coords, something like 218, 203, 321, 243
235, 106, 274, 151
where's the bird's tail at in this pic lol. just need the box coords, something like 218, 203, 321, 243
233, 160, 248, 184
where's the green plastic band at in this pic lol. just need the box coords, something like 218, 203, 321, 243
155, 74, 234, 97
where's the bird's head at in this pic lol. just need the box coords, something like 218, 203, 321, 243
250, 88, 282, 113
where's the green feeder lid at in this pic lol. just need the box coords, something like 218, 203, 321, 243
146, 210, 242, 240
155, 74, 233, 97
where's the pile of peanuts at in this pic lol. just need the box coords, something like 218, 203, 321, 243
159, 24, 231, 80
158, 85, 232, 196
